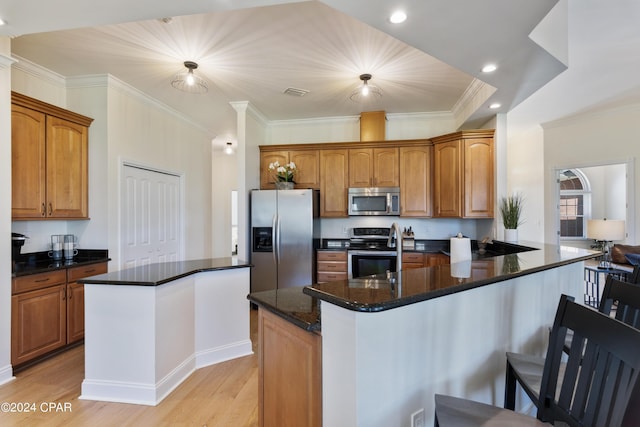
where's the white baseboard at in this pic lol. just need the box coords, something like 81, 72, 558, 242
0, 364, 15, 386
195, 340, 253, 368
80, 355, 196, 406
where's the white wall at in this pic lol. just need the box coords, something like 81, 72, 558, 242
212, 141, 238, 257
0, 38, 14, 385
105, 78, 213, 265
266, 111, 457, 145
10, 66, 214, 267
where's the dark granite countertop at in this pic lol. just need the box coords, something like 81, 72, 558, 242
303, 242, 599, 312
248, 287, 321, 332
12, 249, 110, 277
77, 257, 251, 286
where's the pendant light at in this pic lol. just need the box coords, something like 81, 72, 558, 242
171, 61, 208, 94
349, 73, 382, 102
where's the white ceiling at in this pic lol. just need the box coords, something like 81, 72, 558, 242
2, 0, 566, 140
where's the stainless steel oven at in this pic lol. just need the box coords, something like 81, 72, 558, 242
348, 250, 397, 278
347, 227, 398, 278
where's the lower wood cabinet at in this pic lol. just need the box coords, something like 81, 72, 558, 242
259, 308, 322, 427
317, 250, 348, 283
11, 262, 107, 367
11, 284, 67, 366
402, 252, 451, 269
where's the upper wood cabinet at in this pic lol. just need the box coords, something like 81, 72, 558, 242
11, 92, 93, 220
348, 147, 399, 188
432, 130, 494, 218
259, 130, 493, 218
320, 149, 349, 217
400, 145, 432, 217
259, 149, 319, 190
359, 111, 386, 142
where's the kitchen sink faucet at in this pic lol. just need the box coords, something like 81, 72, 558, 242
388, 222, 403, 273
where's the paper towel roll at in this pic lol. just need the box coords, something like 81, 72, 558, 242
450, 235, 471, 265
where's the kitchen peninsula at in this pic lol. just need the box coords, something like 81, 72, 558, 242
248, 242, 599, 427
77, 258, 252, 406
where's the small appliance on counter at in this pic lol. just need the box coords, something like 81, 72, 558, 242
12, 232, 29, 260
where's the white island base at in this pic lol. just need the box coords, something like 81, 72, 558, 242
80, 267, 252, 406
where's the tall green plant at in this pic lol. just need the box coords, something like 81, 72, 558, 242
500, 193, 524, 229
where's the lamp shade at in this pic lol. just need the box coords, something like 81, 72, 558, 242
587, 219, 625, 241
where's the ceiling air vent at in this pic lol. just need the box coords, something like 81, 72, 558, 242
283, 87, 309, 97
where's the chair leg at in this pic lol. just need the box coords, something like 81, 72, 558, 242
504, 360, 517, 410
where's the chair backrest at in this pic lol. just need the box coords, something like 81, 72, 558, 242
598, 275, 640, 329
537, 295, 640, 426
630, 264, 640, 284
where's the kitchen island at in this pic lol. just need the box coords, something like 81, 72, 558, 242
78, 258, 252, 406
248, 242, 599, 427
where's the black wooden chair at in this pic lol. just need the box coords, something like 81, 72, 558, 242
504, 276, 640, 412
630, 264, 640, 284
434, 294, 640, 426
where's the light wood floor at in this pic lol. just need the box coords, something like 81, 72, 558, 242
0, 309, 259, 427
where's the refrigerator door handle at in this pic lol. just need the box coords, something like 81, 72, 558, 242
275, 214, 281, 264
271, 214, 278, 265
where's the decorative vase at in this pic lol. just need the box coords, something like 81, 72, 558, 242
275, 181, 294, 190
504, 228, 518, 242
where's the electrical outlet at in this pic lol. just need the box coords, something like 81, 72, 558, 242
411, 408, 425, 427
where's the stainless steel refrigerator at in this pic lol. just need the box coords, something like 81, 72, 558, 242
250, 189, 320, 292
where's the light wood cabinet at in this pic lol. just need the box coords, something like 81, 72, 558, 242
348, 147, 398, 188
402, 252, 450, 269
317, 250, 348, 283
11, 283, 67, 366
66, 263, 108, 344
11, 262, 108, 366
463, 138, 494, 218
433, 140, 462, 217
320, 149, 349, 217
259, 149, 320, 190
360, 110, 386, 141
259, 308, 322, 427
402, 252, 425, 270
432, 131, 494, 218
400, 145, 432, 217
425, 253, 450, 267
11, 92, 93, 220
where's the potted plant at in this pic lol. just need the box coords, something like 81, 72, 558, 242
269, 161, 297, 189
500, 193, 524, 242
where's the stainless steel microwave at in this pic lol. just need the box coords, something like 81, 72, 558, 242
348, 187, 400, 216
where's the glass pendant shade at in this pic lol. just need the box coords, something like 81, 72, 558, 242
172, 61, 208, 94
349, 73, 382, 102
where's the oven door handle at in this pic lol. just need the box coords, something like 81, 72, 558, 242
349, 250, 398, 256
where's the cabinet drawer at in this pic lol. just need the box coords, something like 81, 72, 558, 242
317, 251, 347, 261
12, 270, 67, 295
317, 272, 348, 283
67, 262, 108, 282
317, 261, 347, 273
402, 253, 424, 263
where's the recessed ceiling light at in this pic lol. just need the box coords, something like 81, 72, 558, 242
0, 18, 6, 26
489, 103, 501, 109
389, 11, 407, 24
482, 64, 497, 73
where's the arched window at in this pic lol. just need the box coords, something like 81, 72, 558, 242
559, 169, 591, 238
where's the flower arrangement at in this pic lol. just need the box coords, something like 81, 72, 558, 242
269, 161, 297, 183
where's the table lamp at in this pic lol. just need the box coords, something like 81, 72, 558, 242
587, 218, 625, 269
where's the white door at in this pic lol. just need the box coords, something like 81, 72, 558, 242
121, 164, 182, 268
